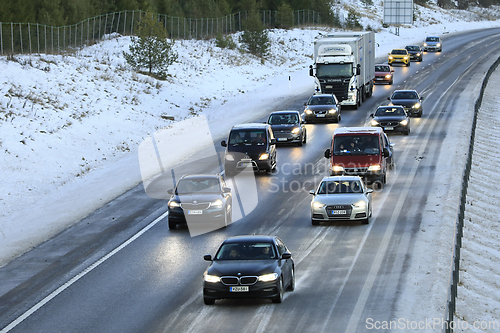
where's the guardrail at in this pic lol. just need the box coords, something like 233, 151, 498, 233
0, 9, 325, 55
443, 55, 500, 333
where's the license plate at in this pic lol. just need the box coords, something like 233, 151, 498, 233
376, 78, 384, 80
384, 126, 394, 130
332, 210, 347, 215
316, 114, 326, 117
188, 210, 203, 215
230, 286, 249, 292
278, 138, 287, 141
326, 85, 333, 89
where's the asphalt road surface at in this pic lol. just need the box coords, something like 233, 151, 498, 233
1, 27, 500, 333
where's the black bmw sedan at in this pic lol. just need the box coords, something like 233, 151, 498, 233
370, 106, 410, 135
203, 235, 295, 305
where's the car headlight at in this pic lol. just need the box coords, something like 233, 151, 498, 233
388, 56, 393, 60
417, 53, 421, 56
259, 153, 269, 160
423, 43, 427, 47
400, 119, 408, 126
313, 201, 326, 209
368, 164, 381, 171
332, 165, 344, 172
168, 201, 181, 208
371, 120, 379, 126
258, 273, 279, 282
204, 274, 221, 283
437, 43, 441, 47
385, 74, 391, 79
305, 109, 313, 114
225, 154, 234, 161
413, 103, 421, 109
352, 200, 366, 208
291, 127, 300, 134
210, 199, 223, 209
328, 109, 337, 114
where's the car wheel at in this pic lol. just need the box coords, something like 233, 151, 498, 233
204, 297, 215, 305
298, 138, 303, 147
404, 129, 410, 136
418, 111, 423, 117
272, 277, 284, 303
389, 78, 393, 85
383, 174, 387, 184
406, 61, 410, 67
288, 268, 295, 291
303, 133, 307, 144
373, 180, 384, 190
312, 219, 320, 226
220, 210, 228, 228
168, 217, 177, 230
361, 217, 369, 225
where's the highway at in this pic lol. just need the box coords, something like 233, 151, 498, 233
1, 27, 500, 333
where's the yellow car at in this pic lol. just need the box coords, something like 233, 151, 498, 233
388, 49, 411, 67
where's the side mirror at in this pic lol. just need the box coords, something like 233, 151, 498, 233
167, 189, 174, 195
223, 187, 231, 193
391, 69, 395, 72
383, 148, 390, 157
324, 148, 331, 159
309, 190, 315, 195
370, 113, 374, 118
309, 65, 313, 77
387, 97, 391, 100
221, 140, 227, 147
270, 138, 276, 145
281, 252, 292, 260
366, 189, 374, 194
204, 255, 212, 261
356, 64, 361, 75
420, 96, 424, 100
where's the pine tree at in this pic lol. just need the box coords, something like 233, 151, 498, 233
123, 12, 178, 79
239, 9, 270, 58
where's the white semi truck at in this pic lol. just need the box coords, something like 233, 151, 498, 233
309, 31, 375, 109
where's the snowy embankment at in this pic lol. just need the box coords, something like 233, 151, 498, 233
455, 66, 500, 332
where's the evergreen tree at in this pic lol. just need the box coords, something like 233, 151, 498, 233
123, 12, 178, 78
276, 3, 293, 29
239, 8, 269, 57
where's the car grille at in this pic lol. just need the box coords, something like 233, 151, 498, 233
180, 202, 210, 210
326, 205, 352, 218
319, 82, 348, 101
379, 121, 400, 127
344, 167, 368, 175
221, 276, 259, 286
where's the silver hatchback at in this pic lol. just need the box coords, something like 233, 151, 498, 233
423, 36, 442, 52
310, 176, 373, 225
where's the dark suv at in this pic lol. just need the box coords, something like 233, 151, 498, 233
167, 174, 232, 231
221, 123, 277, 176
388, 89, 424, 117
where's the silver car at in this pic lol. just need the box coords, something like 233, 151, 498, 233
310, 176, 373, 225
423, 36, 442, 52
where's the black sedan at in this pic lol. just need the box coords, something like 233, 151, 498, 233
370, 106, 410, 135
167, 174, 232, 234
203, 235, 295, 304
267, 110, 306, 146
388, 89, 424, 117
405, 45, 424, 62
303, 94, 341, 123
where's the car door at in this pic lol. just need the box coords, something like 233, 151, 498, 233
275, 238, 292, 285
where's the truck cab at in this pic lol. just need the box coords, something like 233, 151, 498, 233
324, 127, 391, 188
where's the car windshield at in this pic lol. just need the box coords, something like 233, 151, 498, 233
308, 96, 335, 106
317, 180, 363, 194
229, 129, 267, 145
176, 178, 220, 194
375, 107, 405, 116
268, 113, 298, 125
215, 242, 277, 260
392, 91, 418, 99
391, 50, 406, 55
375, 65, 390, 72
315, 63, 353, 78
406, 46, 419, 51
426, 37, 439, 42
333, 135, 380, 155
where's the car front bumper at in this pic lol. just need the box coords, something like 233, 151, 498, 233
311, 204, 368, 222
203, 280, 280, 300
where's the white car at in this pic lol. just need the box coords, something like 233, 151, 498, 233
310, 176, 373, 225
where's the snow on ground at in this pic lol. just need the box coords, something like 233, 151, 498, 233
1, 0, 500, 328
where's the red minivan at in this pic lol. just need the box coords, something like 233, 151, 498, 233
324, 127, 392, 187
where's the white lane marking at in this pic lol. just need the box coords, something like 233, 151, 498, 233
0, 211, 169, 333
344, 74, 461, 332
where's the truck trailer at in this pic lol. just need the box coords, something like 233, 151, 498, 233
309, 31, 375, 109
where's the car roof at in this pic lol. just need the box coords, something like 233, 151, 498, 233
391, 48, 407, 51
311, 94, 336, 98
268, 110, 300, 115
222, 235, 277, 244
392, 89, 419, 93
426, 35, 440, 38
232, 123, 269, 130
334, 127, 383, 135
377, 105, 405, 109
320, 175, 363, 182
179, 174, 220, 180
405, 45, 420, 47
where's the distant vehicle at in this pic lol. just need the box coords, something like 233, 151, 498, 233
221, 123, 277, 176
310, 175, 373, 225
267, 110, 306, 146
388, 89, 424, 117
324, 127, 393, 188
303, 94, 341, 123
370, 105, 410, 136
167, 174, 232, 230
374, 64, 394, 85
203, 235, 295, 304
388, 49, 411, 67
405, 45, 424, 62
423, 36, 442, 52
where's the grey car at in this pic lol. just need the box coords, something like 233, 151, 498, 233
423, 36, 442, 52
267, 110, 307, 146
388, 89, 424, 117
303, 94, 341, 123
310, 176, 373, 225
